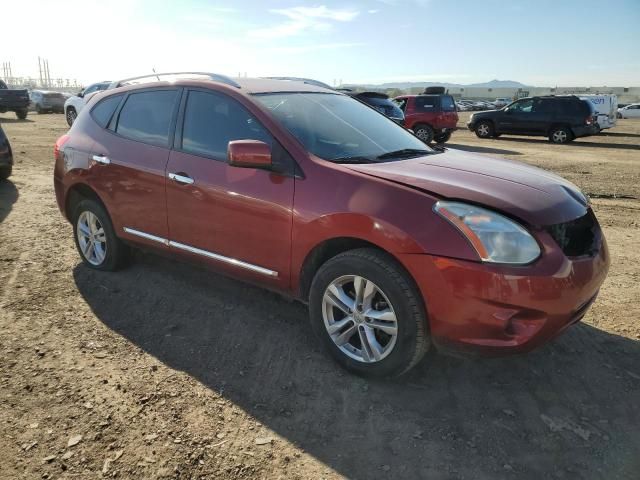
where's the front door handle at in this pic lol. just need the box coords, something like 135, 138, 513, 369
168, 172, 194, 185
92, 154, 110, 165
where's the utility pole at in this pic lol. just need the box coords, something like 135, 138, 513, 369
38, 57, 43, 87
45, 59, 51, 88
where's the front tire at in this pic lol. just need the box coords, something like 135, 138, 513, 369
309, 248, 429, 378
72, 199, 129, 271
434, 132, 451, 143
66, 107, 77, 127
0, 165, 11, 180
15, 109, 27, 120
475, 120, 494, 138
413, 124, 434, 144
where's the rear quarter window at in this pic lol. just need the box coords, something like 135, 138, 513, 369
90, 95, 123, 128
441, 95, 456, 112
115, 90, 178, 147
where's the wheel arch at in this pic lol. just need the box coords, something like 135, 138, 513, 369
297, 236, 415, 302
65, 182, 110, 222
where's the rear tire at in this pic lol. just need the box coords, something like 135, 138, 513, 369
475, 120, 494, 138
0, 165, 11, 180
309, 248, 429, 378
66, 107, 77, 127
15, 109, 27, 120
549, 126, 573, 144
413, 124, 434, 144
72, 199, 129, 271
434, 132, 451, 144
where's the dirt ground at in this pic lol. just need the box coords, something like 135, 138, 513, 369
1, 110, 639, 480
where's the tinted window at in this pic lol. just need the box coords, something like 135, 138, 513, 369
415, 96, 439, 111
91, 95, 122, 128
116, 90, 178, 146
181, 90, 272, 160
537, 99, 558, 114
441, 95, 456, 112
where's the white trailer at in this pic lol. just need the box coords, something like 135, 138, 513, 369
579, 94, 618, 129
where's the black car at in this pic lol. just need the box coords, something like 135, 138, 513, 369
0, 80, 30, 120
467, 96, 599, 144
347, 91, 405, 124
0, 124, 13, 180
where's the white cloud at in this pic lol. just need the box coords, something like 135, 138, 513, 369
251, 5, 360, 39
269, 42, 366, 54
368, 9, 379, 14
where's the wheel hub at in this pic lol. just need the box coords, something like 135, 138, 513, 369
321, 275, 398, 363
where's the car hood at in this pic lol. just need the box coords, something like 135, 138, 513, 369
344, 149, 589, 227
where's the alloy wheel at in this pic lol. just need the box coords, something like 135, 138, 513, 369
477, 123, 490, 137
552, 130, 568, 143
76, 211, 107, 266
322, 275, 398, 363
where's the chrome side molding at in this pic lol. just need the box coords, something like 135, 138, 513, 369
169, 241, 278, 277
123, 227, 169, 245
122, 227, 278, 277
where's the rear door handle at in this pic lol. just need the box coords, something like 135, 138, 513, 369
168, 172, 194, 185
92, 154, 110, 165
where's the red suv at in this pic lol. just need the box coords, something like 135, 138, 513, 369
393, 94, 458, 144
54, 73, 609, 377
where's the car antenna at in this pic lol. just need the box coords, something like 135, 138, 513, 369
152, 68, 160, 81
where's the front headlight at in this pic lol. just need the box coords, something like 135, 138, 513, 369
434, 201, 541, 264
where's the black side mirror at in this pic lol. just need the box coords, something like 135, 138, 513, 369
77, 91, 84, 98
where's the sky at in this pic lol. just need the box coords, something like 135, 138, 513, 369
2, 0, 639, 87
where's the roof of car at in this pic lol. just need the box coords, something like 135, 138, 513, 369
234, 78, 337, 94
104, 75, 338, 95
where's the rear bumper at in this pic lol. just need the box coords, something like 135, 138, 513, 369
572, 124, 599, 138
398, 234, 609, 355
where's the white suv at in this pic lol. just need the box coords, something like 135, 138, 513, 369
64, 81, 111, 126
617, 103, 640, 119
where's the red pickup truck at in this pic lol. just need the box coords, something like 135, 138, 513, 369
393, 94, 458, 144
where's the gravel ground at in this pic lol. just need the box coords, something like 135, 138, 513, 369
1, 111, 639, 480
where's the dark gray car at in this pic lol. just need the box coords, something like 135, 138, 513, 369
30, 90, 66, 114
0, 124, 13, 180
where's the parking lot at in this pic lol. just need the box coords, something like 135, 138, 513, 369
1, 112, 639, 479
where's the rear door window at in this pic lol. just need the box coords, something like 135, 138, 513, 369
91, 95, 123, 128
393, 98, 407, 112
116, 90, 178, 147
180, 90, 272, 160
415, 96, 439, 111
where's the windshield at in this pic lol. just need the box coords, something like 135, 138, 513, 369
254, 92, 432, 162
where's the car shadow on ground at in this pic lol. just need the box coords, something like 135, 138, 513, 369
0, 179, 18, 223
73, 254, 640, 480
495, 136, 640, 151
0, 117, 34, 124
597, 131, 640, 139
446, 143, 523, 155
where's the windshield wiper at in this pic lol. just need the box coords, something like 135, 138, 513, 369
377, 148, 433, 160
330, 156, 378, 164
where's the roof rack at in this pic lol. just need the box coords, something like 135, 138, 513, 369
108, 72, 241, 90
263, 77, 334, 90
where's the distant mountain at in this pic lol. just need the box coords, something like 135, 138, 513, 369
342, 79, 530, 90
465, 79, 529, 88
